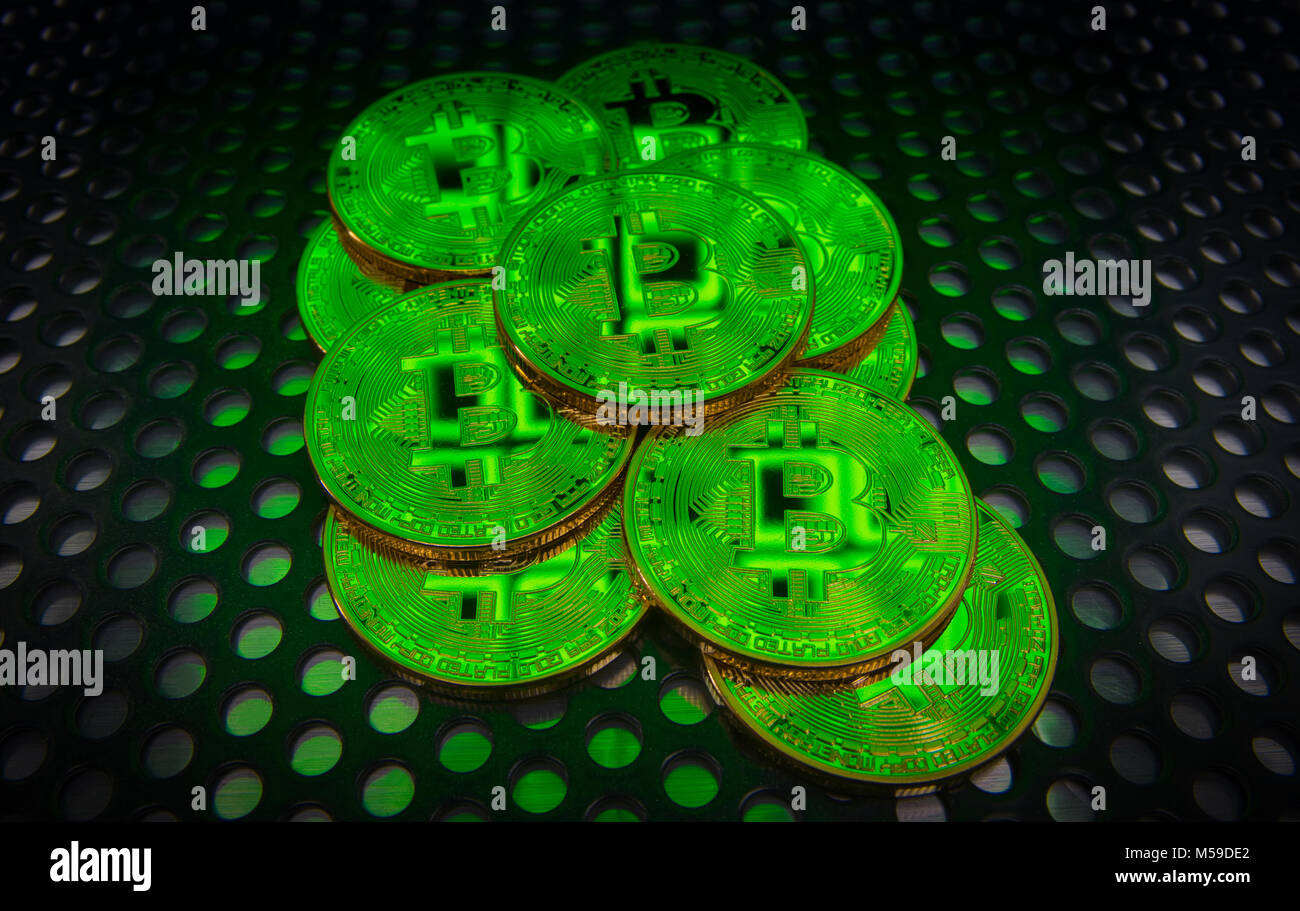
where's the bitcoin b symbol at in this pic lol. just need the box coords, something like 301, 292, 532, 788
402, 102, 543, 230
726, 418, 886, 615
579, 209, 728, 360
606, 70, 726, 158
394, 326, 545, 492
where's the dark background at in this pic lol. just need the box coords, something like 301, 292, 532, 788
0, 0, 1297, 821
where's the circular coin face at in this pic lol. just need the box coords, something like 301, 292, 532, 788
496, 170, 813, 419
705, 499, 1058, 788
845, 301, 917, 400
558, 43, 807, 168
658, 143, 902, 366
306, 280, 633, 561
327, 72, 612, 277
625, 369, 976, 680
325, 503, 646, 698
296, 220, 403, 352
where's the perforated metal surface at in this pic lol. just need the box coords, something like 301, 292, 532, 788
1, 0, 1297, 821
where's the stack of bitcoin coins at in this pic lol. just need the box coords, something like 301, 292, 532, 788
299, 45, 1058, 790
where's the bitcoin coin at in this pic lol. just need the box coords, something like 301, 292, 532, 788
325, 503, 646, 698
296, 220, 404, 352
327, 72, 612, 283
557, 43, 807, 168
656, 143, 902, 369
705, 499, 1058, 790
305, 280, 633, 563
626, 369, 976, 682
495, 170, 813, 421
845, 300, 917, 400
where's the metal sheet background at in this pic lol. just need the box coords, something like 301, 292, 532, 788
0, 0, 1297, 821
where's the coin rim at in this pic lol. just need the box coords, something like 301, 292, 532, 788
842, 298, 919, 400
344, 480, 620, 569
330, 210, 490, 289
801, 298, 894, 375
296, 219, 406, 354
495, 300, 812, 429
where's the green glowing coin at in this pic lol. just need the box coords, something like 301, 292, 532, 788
305, 280, 633, 563
626, 369, 976, 682
657, 143, 902, 368
557, 44, 807, 168
327, 72, 612, 282
324, 503, 646, 698
496, 170, 812, 419
296, 220, 402, 352
706, 499, 1058, 789
845, 301, 917, 400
